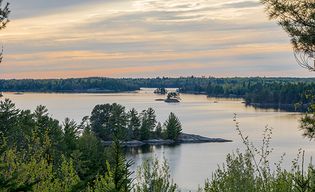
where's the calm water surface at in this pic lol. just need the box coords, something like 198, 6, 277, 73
2, 89, 314, 191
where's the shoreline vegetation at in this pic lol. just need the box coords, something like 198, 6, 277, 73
0, 98, 232, 190
102, 133, 232, 147
1, 77, 315, 111
89, 103, 232, 145
0, 98, 313, 192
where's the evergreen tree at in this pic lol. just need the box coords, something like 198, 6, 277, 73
62, 118, 79, 157
0, 99, 19, 146
155, 122, 163, 139
127, 108, 141, 140
90, 103, 128, 141
92, 139, 133, 192
109, 103, 128, 140
300, 103, 315, 140
90, 104, 112, 140
76, 127, 107, 181
164, 113, 182, 140
140, 108, 157, 140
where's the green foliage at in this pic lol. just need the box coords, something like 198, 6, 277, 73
0, 78, 140, 93
155, 122, 163, 139
90, 103, 128, 140
261, 0, 315, 55
76, 127, 107, 182
62, 118, 79, 157
140, 108, 157, 140
90, 103, 175, 141
164, 113, 182, 140
154, 88, 167, 95
201, 116, 315, 192
300, 103, 315, 140
2, 99, 315, 192
0, 0, 9, 30
127, 108, 141, 140
2, 77, 315, 112
166, 92, 180, 100
134, 158, 177, 192
92, 139, 133, 192
0, 99, 108, 191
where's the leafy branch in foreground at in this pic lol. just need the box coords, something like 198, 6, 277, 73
202, 115, 315, 192
134, 158, 177, 192
300, 97, 315, 140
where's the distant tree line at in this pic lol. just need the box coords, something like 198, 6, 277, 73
0, 78, 140, 93
1, 77, 315, 111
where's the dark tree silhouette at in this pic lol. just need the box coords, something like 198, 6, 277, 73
261, 0, 315, 70
0, 0, 9, 63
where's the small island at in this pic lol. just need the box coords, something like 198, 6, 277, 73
102, 133, 232, 147
154, 87, 168, 95
164, 92, 181, 103
90, 103, 231, 147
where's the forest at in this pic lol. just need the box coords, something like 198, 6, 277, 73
0, 99, 181, 191
1, 99, 314, 192
1, 0, 315, 191
1, 77, 315, 111
90, 103, 182, 141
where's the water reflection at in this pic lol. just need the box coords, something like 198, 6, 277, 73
126, 144, 182, 155
1, 89, 313, 191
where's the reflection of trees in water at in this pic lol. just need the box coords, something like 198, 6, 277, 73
126, 145, 180, 155
126, 145, 155, 155
245, 103, 309, 112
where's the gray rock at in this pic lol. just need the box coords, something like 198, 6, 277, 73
176, 133, 232, 143
101, 133, 232, 147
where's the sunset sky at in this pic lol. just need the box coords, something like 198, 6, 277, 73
0, 0, 313, 79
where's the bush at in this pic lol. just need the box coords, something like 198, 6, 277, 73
202, 115, 315, 192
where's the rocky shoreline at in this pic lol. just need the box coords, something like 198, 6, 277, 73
101, 133, 232, 147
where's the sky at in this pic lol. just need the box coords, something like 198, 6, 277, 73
0, 0, 313, 79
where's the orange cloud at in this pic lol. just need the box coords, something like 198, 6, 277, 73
1, 63, 204, 79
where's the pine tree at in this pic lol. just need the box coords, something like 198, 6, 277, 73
63, 118, 79, 157
155, 122, 163, 139
127, 108, 141, 140
92, 139, 133, 192
164, 113, 182, 140
140, 108, 156, 140
261, 0, 315, 70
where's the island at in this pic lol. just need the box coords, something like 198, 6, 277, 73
90, 103, 231, 148
102, 133, 232, 147
164, 92, 181, 103
154, 87, 168, 94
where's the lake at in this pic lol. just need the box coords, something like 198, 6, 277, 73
2, 88, 314, 191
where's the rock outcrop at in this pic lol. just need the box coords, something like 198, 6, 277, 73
102, 133, 232, 147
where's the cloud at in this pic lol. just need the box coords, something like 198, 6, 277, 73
222, 1, 261, 9
0, 0, 306, 79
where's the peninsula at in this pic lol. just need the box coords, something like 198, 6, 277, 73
102, 133, 232, 147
